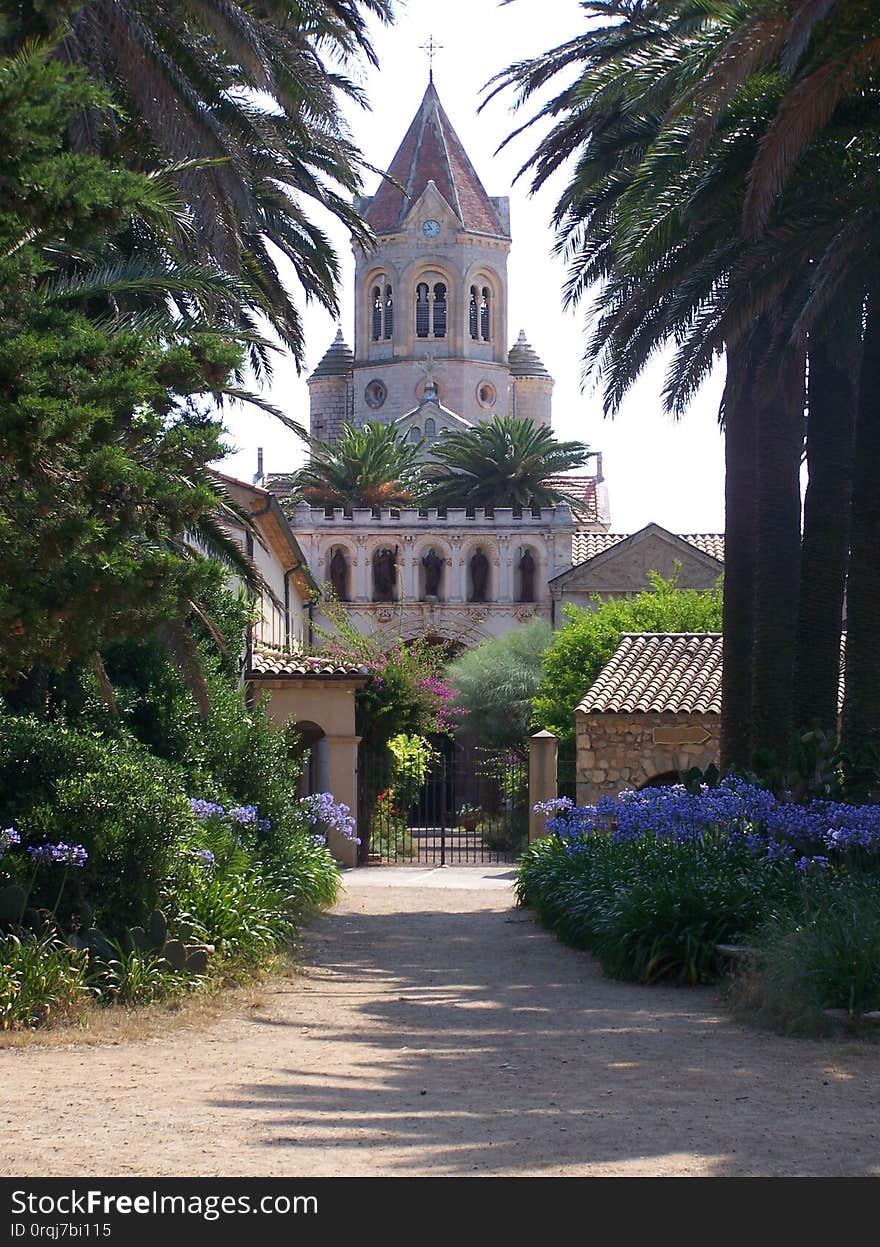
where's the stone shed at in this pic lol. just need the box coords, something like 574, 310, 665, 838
575, 633, 722, 805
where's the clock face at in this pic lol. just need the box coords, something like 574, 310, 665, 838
421, 219, 441, 238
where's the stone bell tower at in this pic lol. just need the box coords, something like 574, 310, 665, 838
344, 80, 519, 431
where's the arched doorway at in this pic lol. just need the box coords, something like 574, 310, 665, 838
292, 721, 329, 797
637, 769, 682, 790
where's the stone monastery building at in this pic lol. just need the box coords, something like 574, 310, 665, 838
266, 81, 721, 649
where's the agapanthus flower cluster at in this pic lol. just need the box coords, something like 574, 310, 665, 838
299, 792, 359, 844
534, 777, 880, 872
192, 848, 216, 866
0, 827, 21, 857
227, 805, 259, 825
189, 799, 225, 820
26, 842, 88, 867
188, 799, 271, 833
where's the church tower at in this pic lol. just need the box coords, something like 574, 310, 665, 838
308, 80, 555, 439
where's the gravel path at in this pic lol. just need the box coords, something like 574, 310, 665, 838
1, 865, 878, 1177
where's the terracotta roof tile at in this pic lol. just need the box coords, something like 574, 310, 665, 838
544, 476, 598, 520
571, 531, 725, 564
577, 633, 723, 715
249, 650, 367, 680
364, 83, 505, 236
579, 632, 847, 717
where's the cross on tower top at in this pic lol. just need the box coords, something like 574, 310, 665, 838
419, 34, 444, 83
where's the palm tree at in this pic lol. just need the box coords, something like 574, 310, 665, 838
421, 416, 593, 513
284, 421, 425, 509
491, 0, 876, 772
11, 0, 395, 373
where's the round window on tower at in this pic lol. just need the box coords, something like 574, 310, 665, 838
477, 381, 496, 409
364, 379, 387, 409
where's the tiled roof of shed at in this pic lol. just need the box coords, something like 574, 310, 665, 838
544, 476, 599, 520
249, 650, 367, 680
364, 82, 505, 236
577, 633, 723, 715
571, 531, 725, 565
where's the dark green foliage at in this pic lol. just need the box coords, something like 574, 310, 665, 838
516, 834, 797, 985
9, 0, 395, 370
0, 717, 194, 933
0, 46, 254, 682
733, 877, 880, 1034
171, 871, 293, 967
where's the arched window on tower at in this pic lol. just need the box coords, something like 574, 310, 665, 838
480, 287, 491, 341
424, 417, 436, 438
371, 286, 382, 341
432, 283, 447, 338
469, 286, 479, 339
416, 283, 430, 338
409, 425, 422, 443
384, 285, 393, 339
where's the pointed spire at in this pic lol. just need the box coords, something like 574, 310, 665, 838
363, 83, 506, 237
309, 328, 353, 380
508, 330, 550, 377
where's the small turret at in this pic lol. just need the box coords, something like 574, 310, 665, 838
308, 329, 354, 442
508, 330, 554, 426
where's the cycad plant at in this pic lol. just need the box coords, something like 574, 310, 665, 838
286, 421, 426, 509
422, 416, 593, 513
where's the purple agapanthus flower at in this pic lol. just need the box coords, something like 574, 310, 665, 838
227, 805, 259, 825
189, 799, 225, 820
300, 792, 357, 841
27, 842, 88, 867
0, 827, 20, 857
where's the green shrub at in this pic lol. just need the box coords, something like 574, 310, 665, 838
732, 877, 880, 1033
0, 719, 191, 932
90, 944, 195, 1007
0, 931, 92, 1029
0, 717, 195, 934
517, 834, 797, 984
168, 868, 292, 967
447, 620, 552, 748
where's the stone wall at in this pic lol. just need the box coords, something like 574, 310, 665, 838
575, 712, 721, 805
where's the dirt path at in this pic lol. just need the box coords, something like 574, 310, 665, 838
1, 866, 878, 1177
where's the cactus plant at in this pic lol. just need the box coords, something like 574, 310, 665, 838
185, 947, 210, 975
85, 927, 116, 963
161, 939, 187, 972
125, 926, 149, 954
147, 910, 167, 949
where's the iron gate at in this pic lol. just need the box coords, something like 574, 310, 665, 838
358, 739, 528, 865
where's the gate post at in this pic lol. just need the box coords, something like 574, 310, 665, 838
528, 730, 558, 843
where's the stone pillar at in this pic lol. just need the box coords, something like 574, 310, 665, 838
451, 539, 465, 602
528, 730, 558, 843
355, 537, 369, 600
498, 534, 511, 601
324, 734, 361, 867
402, 536, 416, 602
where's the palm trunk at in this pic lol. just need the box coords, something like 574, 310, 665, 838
720, 339, 758, 772
841, 292, 880, 799
794, 338, 857, 735
751, 345, 807, 771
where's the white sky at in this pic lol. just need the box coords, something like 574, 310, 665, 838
219, 0, 726, 533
